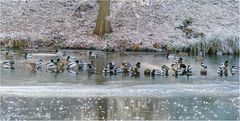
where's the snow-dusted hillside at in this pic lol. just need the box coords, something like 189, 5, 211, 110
0, 0, 239, 54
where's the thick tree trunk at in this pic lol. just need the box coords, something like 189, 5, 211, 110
93, 0, 112, 36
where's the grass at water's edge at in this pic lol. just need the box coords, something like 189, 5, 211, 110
0, 36, 239, 55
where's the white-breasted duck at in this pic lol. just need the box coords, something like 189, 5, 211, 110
161, 65, 169, 76
46, 60, 58, 72
102, 62, 115, 75
24, 52, 33, 59
216, 51, 223, 56
217, 61, 228, 76
88, 51, 98, 59
67, 60, 79, 70
3, 59, 15, 69
66, 56, 77, 64
56, 50, 65, 56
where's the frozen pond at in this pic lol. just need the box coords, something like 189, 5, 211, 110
0, 50, 239, 120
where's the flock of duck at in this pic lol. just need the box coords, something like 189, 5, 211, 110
2, 51, 239, 77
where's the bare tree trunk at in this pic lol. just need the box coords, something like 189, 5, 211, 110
93, 0, 112, 36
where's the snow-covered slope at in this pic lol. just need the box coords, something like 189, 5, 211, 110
0, 0, 239, 53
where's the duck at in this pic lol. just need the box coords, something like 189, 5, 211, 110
200, 62, 207, 76
5, 52, 13, 59
131, 67, 140, 77
56, 58, 65, 72
55, 50, 65, 56
135, 62, 141, 69
171, 63, 178, 77
103, 66, 114, 75
67, 60, 79, 70
29, 59, 42, 71
196, 51, 205, 61
231, 65, 239, 75
216, 51, 223, 56
24, 52, 33, 59
66, 56, 77, 63
161, 65, 169, 76
199, 50, 205, 56
217, 61, 228, 76
114, 67, 123, 74
177, 64, 193, 76
102, 62, 115, 75
144, 69, 151, 76
118, 62, 132, 74
79, 60, 96, 70
46, 60, 58, 72
186, 65, 193, 75
3, 59, 15, 69
151, 69, 161, 76
88, 51, 98, 59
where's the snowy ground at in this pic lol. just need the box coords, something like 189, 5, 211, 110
0, 0, 239, 53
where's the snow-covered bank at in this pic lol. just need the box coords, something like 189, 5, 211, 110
0, 0, 239, 54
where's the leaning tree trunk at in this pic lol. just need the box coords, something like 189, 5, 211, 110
93, 0, 112, 36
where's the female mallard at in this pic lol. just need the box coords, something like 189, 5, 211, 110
200, 62, 207, 76
29, 59, 42, 71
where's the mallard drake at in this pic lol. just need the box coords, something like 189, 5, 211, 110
88, 51, 98, 59
3, 59, 14, 69
67, 60, 79, 70
177, 64, 193, 76
103, 66, 114, 75
66, 56, 77, 62
186, 65, 193, 75
102, 62, 115, 75
217, 65, 227, 76
46, 60, 58, 72
56, 50, 65, 56
216, 51, 223, 56
217, 61, 228, 76
161, 65, 169, 76
114, 67, 122, 74
151, 69, 161, 76
135, 62, 141, 69
24, 53, 33, 59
